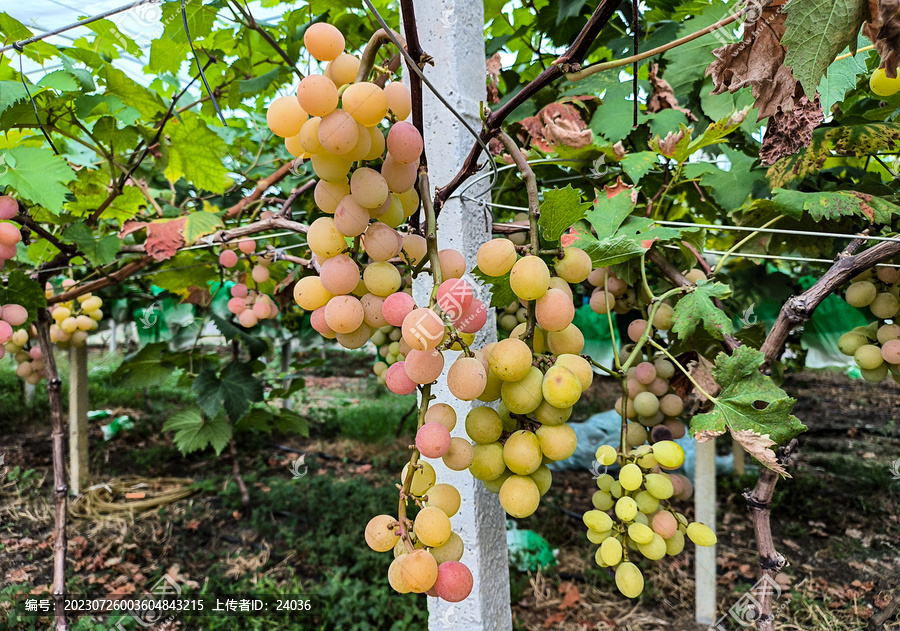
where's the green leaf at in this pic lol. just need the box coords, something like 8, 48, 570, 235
164, 112, 233, 193
556, 0, 589, 24
699, 147, 763, 210
691, 346, 806, 445
102, 66, 165, 119
0, 272, 46, 329
782, 0, 868, 96
61, 221, 122, 266
239, 68, 282, 94
661, 2, 732, 98
163, 407, 232, 456
209, 313, 269, 360
538, 185, 590, 242
583, 190, 636, 239
571, 225, 647, 267
236, 406, 309, 435
0, 81, 29, 114
0, 146, 75, 212
0, 13, 58, 61
184, 211, 224, 245
36, 70, 79, 92
193, 367, 225, 419
816, 43, 867, 113
620, 151, 658, 184
772, 188, 900, 223
590, 81, 648, 142
114, 343, 177, 388
86, 19, 143, 57
671, 280, 734, 340
220, 362, 265, 422
648, 108, 689, 137
471, 268, 517, 309
616, 216, 682, 245
675, 108, 750, 162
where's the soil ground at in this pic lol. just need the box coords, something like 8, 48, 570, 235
0, 358, 898, 631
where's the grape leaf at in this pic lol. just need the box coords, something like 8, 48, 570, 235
817, 43, 868, 114
538, 185, 590, 242
620, 151, 658, 184
782, 0, 868, 97
773, 188, 900, 223
671, 280, 734, 340
0, 271, 46, 329
583, 190, 636, 240
163, 407, 232, 456
699, 147, 763, 210
0, 146, 75, 213
691, 346, 806, 446
471, 267, 517, 309
220, 362, 265, 422
163, 112, 233, 193
570, 223, 646, 267
193, 367, 225, 419
661, 1, 733, 98
0, 81, 29, 115
36, 70, 79, 92
184, 211, 224, 245
61, 221, 122, 266
236, 406, 309, 435
114, 343, 177, 388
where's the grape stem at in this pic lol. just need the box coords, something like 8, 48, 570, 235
418, 170, 443, 305
647, 338, 719, 404
396, 383, 434, 553
711, 216, 782, 275
354, 28, 408, 85
603, 274, 621, 371
498, 131, 541, 350
619, 287, 683, 375
584, 356, 618, 377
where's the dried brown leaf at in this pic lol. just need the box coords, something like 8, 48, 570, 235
730, 428, 789, 475
864, 0, 900, 77
487, 53, 503, 103
760, 93, 824, 165
654, 129, 687, 158
647, 64, 697, 121
120, 218, 187, 262
706, 3, 800, 121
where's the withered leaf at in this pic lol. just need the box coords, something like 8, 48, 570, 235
863, 0, 900, 77
760, 92, 824, 165
648, 64, 697, 121
486, 52, 502, 104
731, 428, 789, 475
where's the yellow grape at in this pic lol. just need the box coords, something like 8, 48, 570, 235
365, 126, 386, 160
652, 440, 685, 469
476, 239, 518, 277
397, 188, 419, 218
486, 337, 532, 382
533, 400, 571, 426
503, 430, 542, 475
686, 522, 717, 546
554, 247, 591, 283
266, 96, 307, 138
424, 403, 456, 431
615, 496, 638, 522
587, 529, 613, 544
401, 461, 436, 496
350, 167, 389, 209
500, 366, 543, 414
388, 557, 411, 593
363, 222, 402, 261
317, 109, 358, 154
634, 490, 658, 514
530, 464, 552, 496
478, 369, 503, 403
644, 473, 674, 500
509, 256, 550, 300
397, 549, 438, 593
481, 469, 512, 494
380, 194, 405, 228
442, 437, 474, 471
554, 354, 592, 390
324, 295, 364, 334
615, 562, 644, 598
619, 463, 643, 491
414, 506, 452, 547
508, 323, 545, 353
870, 66, 900, 97
343, 122, 373, 162
326, 53, 359, 86
627, 522, 654, 545
592, 491, 614, 511
307, 217, 347, 258
334, 195, 370, 237
583, 509, 613, 532
499, 474, 541, 518
293, 276, 333, 310
401, 234, 428, 266
598, 537, 623, 566
299, 117, 323, 153
595, 445, 617, 466
314, 178, 350, 214
365, 514, 399, 552
384, 81, 412, 120
304, 22, 345, 61
343, 82, 389, 126
438, 248, 466, 279
297, 75, 338, 117
846, 281, 877, 307
665, 530, 685, 555
311, 153, 352, 182
541, 365, 581, 408
535, 423, 576, 461
363, 261, 402, 297
465, 406, 503, 444
469, 442, 506, 480
546, 324, 585, 355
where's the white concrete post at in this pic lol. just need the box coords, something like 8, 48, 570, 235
68, 345, 90, 495
408, 3, 512, 629
695, 438, 717, 625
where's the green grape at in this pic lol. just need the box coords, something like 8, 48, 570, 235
592, 490, 614, 510
500, 366, 544, 414
503, 430, 542, 475
627, 522, 655, 545
855, 344, 884, 370
614, 563, 644, 598
535, 423, 577, 461
615, 496, 638, 522
487, 337, 533, 382
533, 400, 572, 426
665, 530, 685, 555
634, 490, 659, 514
860, 364, 889, 382
846, 281, 877, 307
596, 445, 618, 466
465, 406, 503, 444
632, 391, 660, 418
587, 529, 613, 544
686, 522, 717, 546
469, 443, 506, 481
871, 292, 900, 319
599, 536, 624, 567
583, 509, 614, 532
481, 469, 512, 494
499, 474, 541, 518
651, 440, 685, 468
430, 531, 464, 564
626, 422, 647, 448
619, 463, 643, 491
638, 533, 667, 560
644, 473, 674, 499
541, 365, 582, 408
530, 464, 553, 496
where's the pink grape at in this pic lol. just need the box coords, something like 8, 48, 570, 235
1, 304, 28, 327
433, 561, 473, 603
453, 299, 486, 333
0, 223, 21, 246
239, 240, 256, 254
325, 295, 365, 334
363, 222, 402, 261
634, 362, 657, 385
252, 266, 270, 283
310, 307, 336, 338
231, 283, 249, 298
381, 154, 418, 193
238, 310, 258, 327
438, 249, 466, 279
386, 121, 424, 165
405, 349, 445, 384
320, 254, 361, 295
252, 301, 270, 319
29, 346, 42, 360
882, 339, 900, 364
361, 293, 388, 327
386, 361, 418, 395
0, 243, 16, 259
415, 422, 452, 458
627, 319, 648, 343
228, 297, 247, 314
334, 195, 371, 237
436, 278, 474, 319
219, 250, 238, 268
446, 356, 487, 400
0, 196, 17, 220
382, 292, 417, 326
0, 320, 12, 344
401, 308, 445, 351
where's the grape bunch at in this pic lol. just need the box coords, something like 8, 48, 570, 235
839, 267, 900, 382
1, 304, 36, 382
371, 324, 408, 384
588, 440, 715, 598
613, 355, 688, 446
48, 282, 104, 349
226, 282, 280, 328
0, 201, 21, 269
365, 462, 473, 602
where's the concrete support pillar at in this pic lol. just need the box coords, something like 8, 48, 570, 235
68, 345, 89, 495
695, 438, 717, 625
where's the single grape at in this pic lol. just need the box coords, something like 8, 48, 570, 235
363, 261, 402, 297
447, 356, 487, 400
846, 281, 877, 307
658, 393, 684, 417
499, 474, 541, 518
438, 249, 466, 279
465, 406, 503, 444
304, 22, 344, 61
385, 361, 418, 394
405, 349, 444, 385
342, 82, 389, 127
547, 324, 585, 355
486, 337, 533, 382
266, 95, 307, 138
652, 303, 675, 330
365, 514, 399, 552
350, 167, 390, 209
299, 117, 323, 153
535, 423, 577, 461
469, 442, 506, 481
882, 339, 900, 364
855, 344, 884, 370
870, 66, 900, 97
535, 288, 575, 332
598, 537, 624, 567
686, 522, 717, 546
325, 53, 360, 86
311, 153, 352, 182
644, 473, 674, 499
382, 154, 418, 192
589, 289, 615, 314
297, 75, 338, 117
293, 276, 333, 311
401, 234, 428, 266
541, 365, 582, 409
554, 247, 591, 283
383, 292, 417, 327
509, 256, 550, 301
401, 461, 436, 495
442, 438, 474, 471
397, 549, 438, 593
533, 400, 572, 426
433, 561, 473, 603
870, 292, 900, 319
627, 319, 648, 343
386, 121, 424, 164
477, 239, 518, 276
